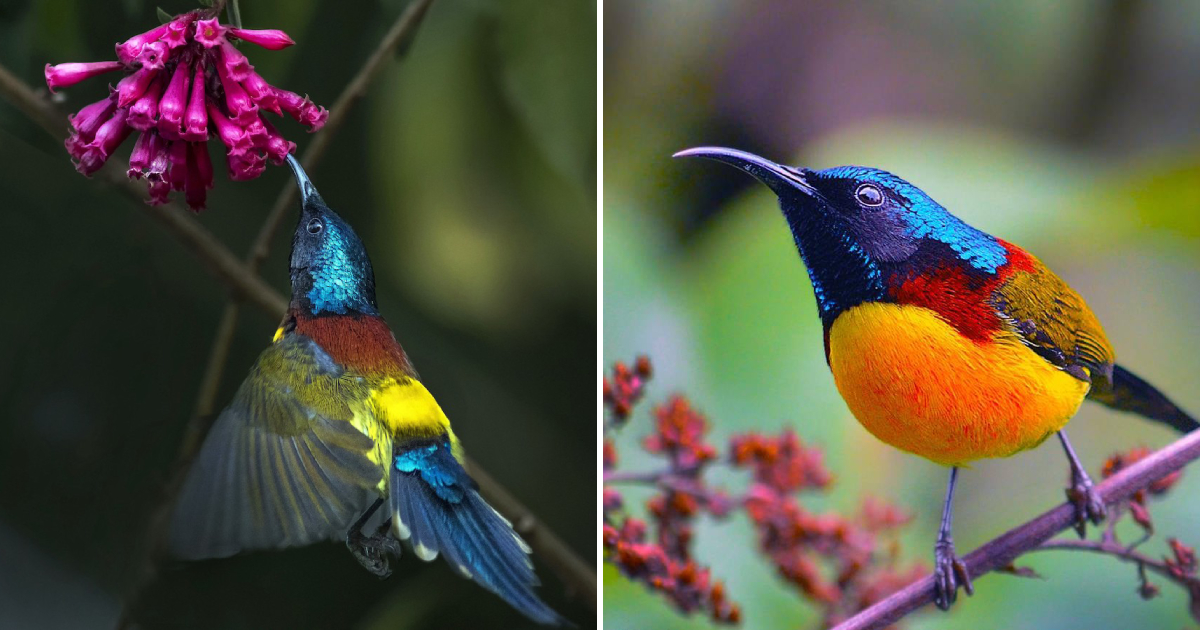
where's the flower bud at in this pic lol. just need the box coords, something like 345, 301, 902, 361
44, 61, 125, 93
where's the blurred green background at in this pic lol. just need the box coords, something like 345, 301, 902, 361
604, 1, 1200, 629
0, 0, 595, 628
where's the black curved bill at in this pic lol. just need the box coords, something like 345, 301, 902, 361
673, 146, 818, 197
285, 153, 322, 207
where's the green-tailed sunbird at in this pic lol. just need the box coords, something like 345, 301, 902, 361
169, 155, 561, 625
677, 147, 1197, 610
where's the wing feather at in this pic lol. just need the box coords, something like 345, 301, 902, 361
169, 336, 383, 560
991, 251, 1115, 388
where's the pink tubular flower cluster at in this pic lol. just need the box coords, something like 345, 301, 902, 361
45, 11, 325, 211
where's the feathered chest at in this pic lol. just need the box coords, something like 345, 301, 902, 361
291, 312, 415, 377
882, 239, 1034, 341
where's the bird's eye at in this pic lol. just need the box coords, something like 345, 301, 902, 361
307, 218, 323, 234
855, 183, 884, 207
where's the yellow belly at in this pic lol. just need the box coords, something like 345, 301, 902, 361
828, 302, 1089, 466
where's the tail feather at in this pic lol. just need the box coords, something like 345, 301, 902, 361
390, 440, 563, 626
1089, 364, 1199, 434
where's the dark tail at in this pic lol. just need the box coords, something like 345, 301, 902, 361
1088, 364, 1199, 434
390, 440, 563, 626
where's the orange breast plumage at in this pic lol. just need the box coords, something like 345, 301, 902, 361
827, 302, 1090, 466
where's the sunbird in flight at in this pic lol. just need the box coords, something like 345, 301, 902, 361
676, 147, 1197, 610
169, 155, 561, 625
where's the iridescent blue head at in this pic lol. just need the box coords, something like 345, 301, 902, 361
675, 147, 1006, 323
285, 155, 379, 316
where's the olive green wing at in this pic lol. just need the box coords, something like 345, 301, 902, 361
169, 335, 383, 560
991, 250, 1116, 388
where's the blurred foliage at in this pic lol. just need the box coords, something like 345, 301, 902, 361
0, 0, 595, 628
605, 1, 1200, 629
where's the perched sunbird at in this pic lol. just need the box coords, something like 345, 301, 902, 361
169, 155, 561, 625
675, 147, 1197, 610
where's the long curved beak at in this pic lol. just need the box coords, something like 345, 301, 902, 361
673, 146, 819, 198
285, 153, 322, 207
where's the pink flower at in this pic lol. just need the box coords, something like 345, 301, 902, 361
181, 64, 209, 141
156, 62, 190, 139
241, 70, 279, 114
115, 22, 171, 64
162, 17, 193, 49
47, 9, 326, 211
127, 130, 157, 179
44, 61, 124, 93
139, 41, 171, 71
228, 28, 295, 50
168, 141, 189, 192
207, 102, 251, 155
193, 18, 227, 48
116, 67, 159, 108
68, 95, 118, 141
274, 87, 328, 131
215, 57, 258, 126
145, 135, 173, 204
227, 150, 265, 181
186, 142, 214, 211
74, 107, 131, 176
260, 119, 295, 165
127, 76, 164, 130
217, 40, 251, 82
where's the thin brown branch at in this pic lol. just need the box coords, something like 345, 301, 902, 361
1035, 538, 1199, 591
0, 63, 288, 318
831, 429, 1200, 630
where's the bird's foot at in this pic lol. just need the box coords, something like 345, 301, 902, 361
346, 530, 403, 578
933, 538, 973, 611
1065, 474, 1106, 538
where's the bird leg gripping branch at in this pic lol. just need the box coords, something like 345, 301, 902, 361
932, 467, 972, 611
1057, 429, 1107, 537
345, 498, 403, 578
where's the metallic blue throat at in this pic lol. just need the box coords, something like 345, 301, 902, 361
306, 219, 377, 316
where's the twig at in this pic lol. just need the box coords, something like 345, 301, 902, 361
830, 429, 1200, 630
0, 63, 286, 317
1034, 538, 1199, 591
0, 4, 595, 621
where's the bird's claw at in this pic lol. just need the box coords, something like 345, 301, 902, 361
347, 532, 403, 578
1065, 476, 1106, 538
933, 538, 973, 611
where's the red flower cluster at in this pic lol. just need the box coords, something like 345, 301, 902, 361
730, 434, 921, 624
45, 10, 327, 210
731, 430, 833, 494
643, 396, 718, 472
602, 356, 650, 422
603, 519, 740, 624
602, 357, 923, 628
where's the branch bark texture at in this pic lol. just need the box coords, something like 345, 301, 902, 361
831, 429, 1200, 630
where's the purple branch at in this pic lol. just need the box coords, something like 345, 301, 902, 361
831, 429, 1200, 630
1034, 539, 1198, 590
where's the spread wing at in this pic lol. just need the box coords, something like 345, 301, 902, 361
991, 251, 1115, 389
169, 334, 383, 560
